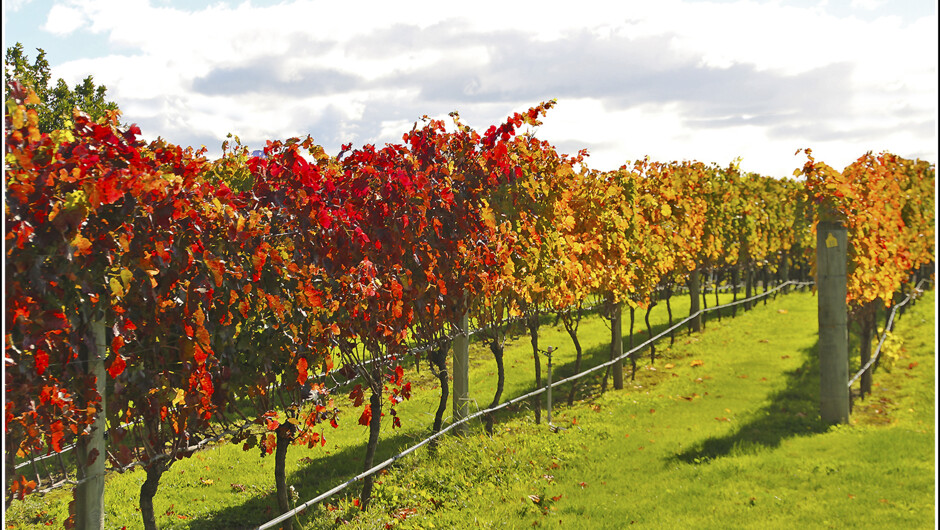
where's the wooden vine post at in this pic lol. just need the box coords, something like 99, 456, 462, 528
452, 311, 470, 435
688, 268, 702, 333
611, 301, 624, 390
75, 317, 107, 530
816, 217, 850, 423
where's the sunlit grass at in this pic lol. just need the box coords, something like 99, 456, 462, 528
4, 286, 934, 529
295, 288, 935, 529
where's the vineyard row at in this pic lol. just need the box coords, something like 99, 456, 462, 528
4, 85, 935, 528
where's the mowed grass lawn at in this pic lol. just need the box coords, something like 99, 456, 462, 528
5, 287, 935, 529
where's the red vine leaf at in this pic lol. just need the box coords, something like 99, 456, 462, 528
107, 355, 126, 378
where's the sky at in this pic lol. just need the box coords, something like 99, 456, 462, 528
3, 0, 937, 177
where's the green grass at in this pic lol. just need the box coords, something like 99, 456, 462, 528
5, 286, 935, 529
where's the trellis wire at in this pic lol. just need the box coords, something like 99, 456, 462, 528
257, 279, 811, 529
13, 419, 135, 471
8, 277, 745, 483
8, 278, 815, 508
847, 278, 927, 388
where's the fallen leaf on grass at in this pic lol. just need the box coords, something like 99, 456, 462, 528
738, 374, 749, 379
528, 495, 541, 504
715, 417, 730, 422
551, 495, 563, 502
664, 363, 675, 369
578, 482, 588, 488
781, 355, 790, 359
908, 362, 918, 369
690, 360, 704, 367
759, 339, 769, 343
777, 309, 788, 314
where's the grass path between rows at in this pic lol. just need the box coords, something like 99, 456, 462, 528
303, 288, 936, 529
5, 287, 935, 529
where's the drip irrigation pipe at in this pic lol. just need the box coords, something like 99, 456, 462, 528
256, 280, 813, 529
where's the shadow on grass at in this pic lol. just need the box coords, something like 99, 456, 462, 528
187, 427, 429, 530
478, 299, 734, 426
188, 294, 791, 528
672, 341, 829, 464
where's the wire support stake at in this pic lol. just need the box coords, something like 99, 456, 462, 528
256, 279, 812, 530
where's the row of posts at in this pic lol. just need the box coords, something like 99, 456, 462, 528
64, 218, 854, 529
451, 219, 853, 427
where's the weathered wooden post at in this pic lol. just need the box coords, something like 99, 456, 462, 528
75, 317, 107, 529
452, 311, 470, 435
545, 346, 554, 425
688, 267, 702, 332
611, 300, 624, 390
817, 218, 850, 424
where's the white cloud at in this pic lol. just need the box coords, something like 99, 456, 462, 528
30, 0, 936, 175
3, 0, 34, 12
850, 0, 888, 10
42, 4, 90, 35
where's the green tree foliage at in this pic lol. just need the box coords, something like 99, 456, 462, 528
4, 42, 120, 132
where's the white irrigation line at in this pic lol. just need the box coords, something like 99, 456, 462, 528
547, 281, 815, 391
257, 385, 554, 529
13, 420, 136, 471
14, 417, 257, 494
14, 444, 77, 471
298, 279, 769, 387
847, 279, 928, 388
11, 279, 801, 497
256, 279, 810, 529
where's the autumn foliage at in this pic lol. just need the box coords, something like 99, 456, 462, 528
5, 76, 934, 527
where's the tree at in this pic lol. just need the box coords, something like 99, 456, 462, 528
5, 42, 120, 133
